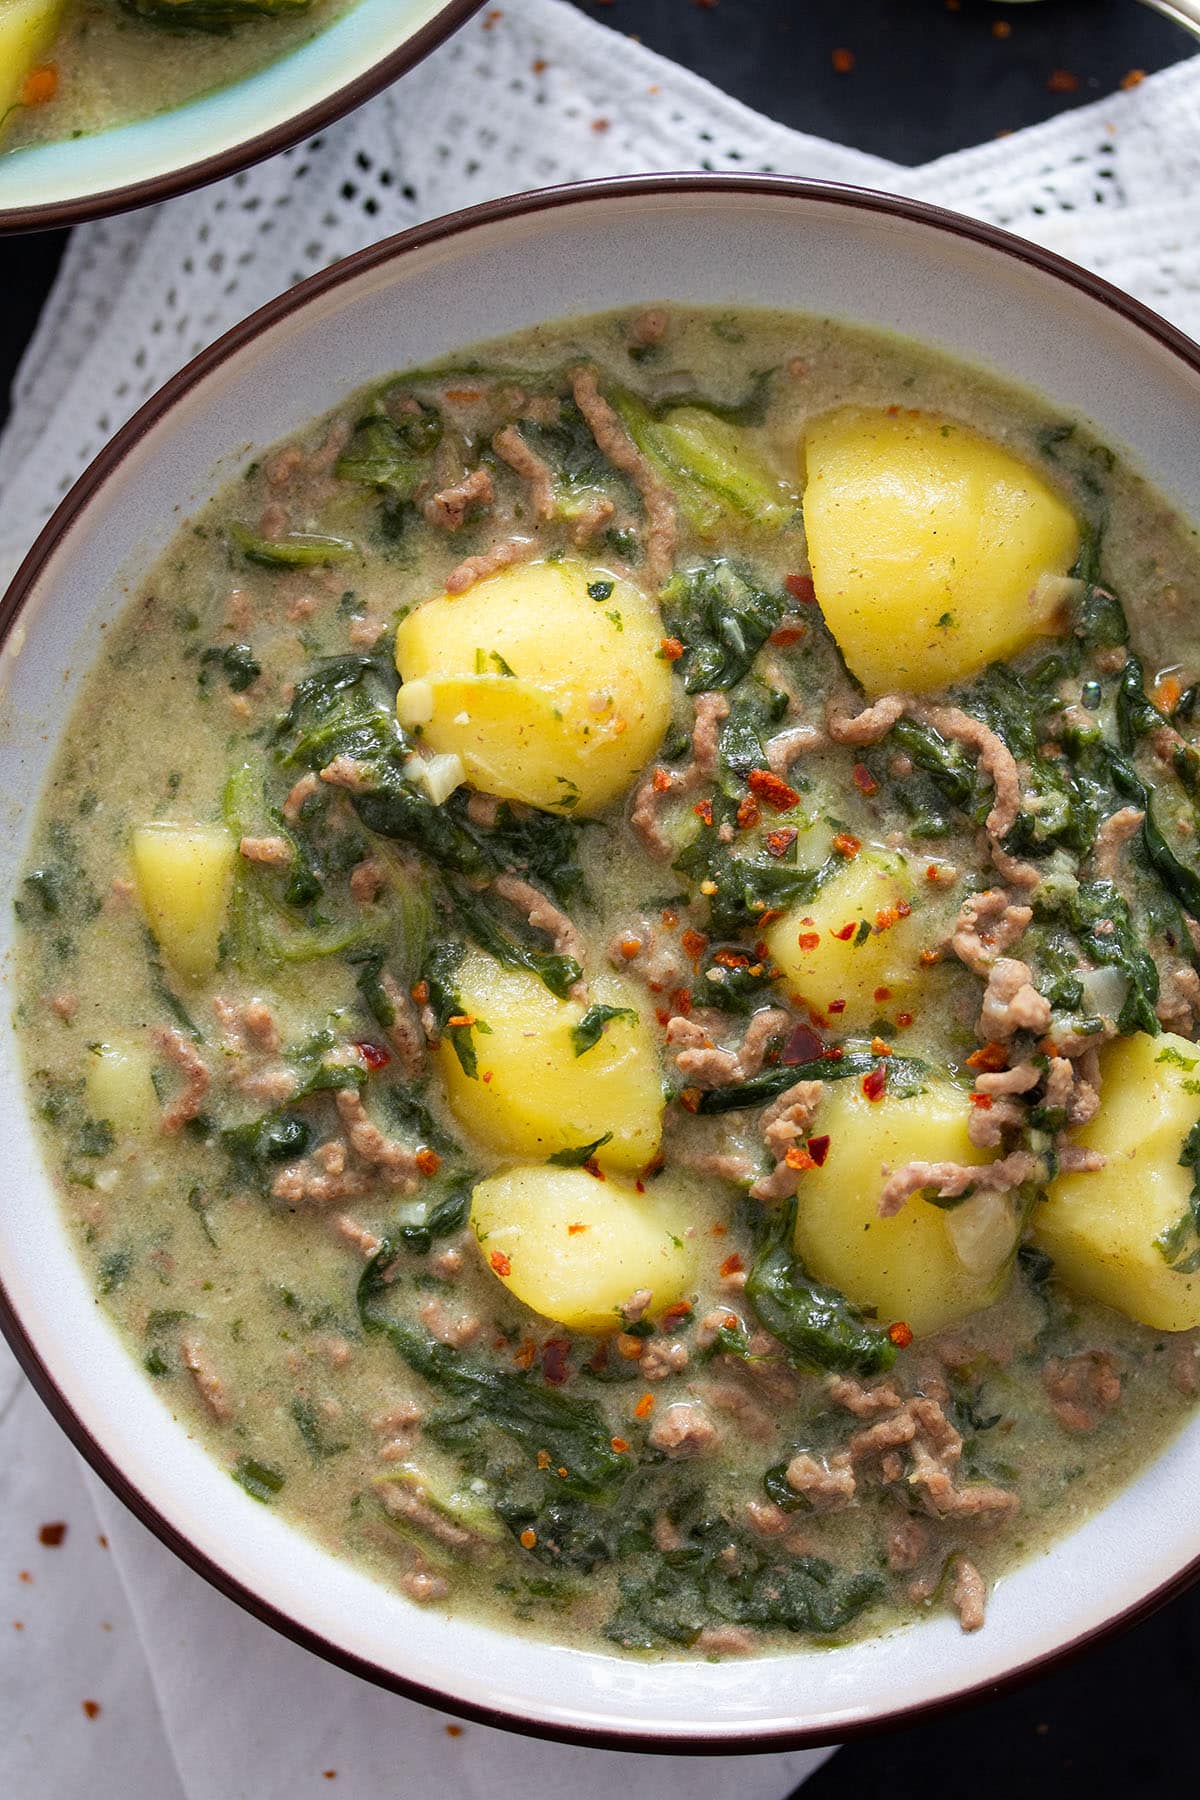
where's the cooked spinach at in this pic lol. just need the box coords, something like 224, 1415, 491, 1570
660, 560, 787, 692
571, 1005, 638, 1057
693, 1052, 928, 1114
746, 1198, 897, 1377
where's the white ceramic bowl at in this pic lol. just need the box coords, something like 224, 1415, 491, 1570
0, 0, 480, 232
3, 176, 1200, 1748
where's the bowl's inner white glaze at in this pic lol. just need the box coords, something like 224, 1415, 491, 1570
0, 0, 460, 217
3, 184, 1200, 1742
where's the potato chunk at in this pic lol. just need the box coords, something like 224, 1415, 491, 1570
765, 851, 925, 1032
86, 1042, 160, 1138
0, 0, 66, 122
793, 1080, 1008, 1337
132, 824, 236, 983
394, 559, 671, 814
802, 407, 1080, 693
471, 1164, 692, 1333
437, 951, 664, 1173
1036, 1032, 1200, 1331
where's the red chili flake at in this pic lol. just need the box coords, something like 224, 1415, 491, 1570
660, 1301, 693, 1330
520, 1528, 538, 1549
896, 1011, 914, 1029
670, 986, 693, 1016
611, 1436, 630, 1454
888, 1321, 914, 1349
870, 1036, 892, 1057
1121, 67, 1146, 90
828, 998, 846, 1014
765, 826, 798, 859
736, 794, 761, 830
711, 1222, 728, 1236
567, 1222, 588, 1235
661, 906, 679, 928
660, 636, 684, 661
655, 1006, 671, 1027
720, 1253, 745, 1278
634, 1391, 655, 1419
783, 1023, 825, 1064
784, 573, 817, 603
635, 1179, 646, 1194
410, 979, 429, 1005
82, 1701, 101, 1721
415, 1147, 441, 1177
1047, 67, 1079, 92
681, 927, 708, 961
757, 908, 785, 927
542, 1338, 571, 1385
481, 1071, 493, 1084
38, 1523, 66, 1548
619, 936, 642, 960
489, 1249, 512, 1277
747, 768, 799, 811
679, 1087, 702, 1113
919, 949, 943, 967
970, 1093, 994, 1110
446, 1013, 476, 1029
353, 1040, 391, 1071
831, 921, 856, 941
824, 1046, 846, 1062
806, 1134, 831, 1167
785, 1145, 817, 1172
514, 1339, 537, 1370
861, 1065, 887, 1102
797, 930, 820, 952
897, 900, 912, 918
693, 798, 714, 825
831, 832, 861, 859
770, 624, 807, 648
832, 46, 855, 73
652, 768, 673, 793
966, 1041, 1009, 1072
714, 949, 751, 969
873, 986, 891, 1003
852, 761, 879, 797
583, 1161, 606, 1181
925, 864, 941, 884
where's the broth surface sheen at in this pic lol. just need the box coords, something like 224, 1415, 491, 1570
16, 304, 1200, 1658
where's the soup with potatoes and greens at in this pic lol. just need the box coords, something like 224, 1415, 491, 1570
16, 304, 1200, 1657
0, 0, 353, 153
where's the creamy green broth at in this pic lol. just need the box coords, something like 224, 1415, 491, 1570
2, 0, 354, 154
15, 305, 1200, 1657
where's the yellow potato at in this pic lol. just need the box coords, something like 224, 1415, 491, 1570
394, 559, 671, 813
438, 951, 663, 1173
86, 1042, 160, 1138
794, 1080, 1007, 1337
471, 1164, 693, 1333
765, 851, 926, 1032
0, 0, 65, 122
132, 823, 237, 984
1036, 1031, 1200, 1331
802, 407, 1080, 693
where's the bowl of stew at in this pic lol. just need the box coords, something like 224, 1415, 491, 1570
0, 0, 482, 232
4, 174, 1200, 1746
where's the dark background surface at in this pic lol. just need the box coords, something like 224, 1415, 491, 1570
3, 1, 1200, 1793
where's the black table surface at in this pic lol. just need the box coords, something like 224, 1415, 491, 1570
2, 2, 1200, 1792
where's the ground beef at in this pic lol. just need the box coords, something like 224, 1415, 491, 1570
977, 957, 1052, 1041
1043, 1351, 1122, 1432
492, 873, 586, 970
1093, 805, 1144, 882
444, 535, 535, 595
571, 364, 677, 585
667, 1006, 789, 1088
784, 1451, 856, 1510
629, 692, 729, 859
951, 1556, 988, 1632
764, 722, 826, 776
421, 466, 494, 531
886, 1515, 930, 1572
648, 1401, 718, 1458
950, 888, 1033, 976
492, 424, 556, 520
154, 1028, 210, 1132
378, 970, 428, 1080
239, 835, 292, 867
180, 1332, 231, 1422
418, 1297, 482, 1350
826, 693, 908, 745
639, 1340, 690, 1380
282, 770, 320, 822
826, 1374, 903, 1418
913, 700, 1022, 840
331, 1214, 383, 1257
877, 1151, 1040, 1219
750, 1078, 827, 1201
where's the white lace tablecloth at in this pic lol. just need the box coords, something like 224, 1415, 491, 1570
3, 2, 1200, 1793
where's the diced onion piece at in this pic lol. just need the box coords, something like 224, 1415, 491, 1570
403, 751, 466, 806
943, 1189, 1020, 1280
1078, 966, 1128, 1020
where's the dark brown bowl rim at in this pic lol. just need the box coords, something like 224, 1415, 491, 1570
4, 171, 1200, 1751
0, 0, 484, 236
